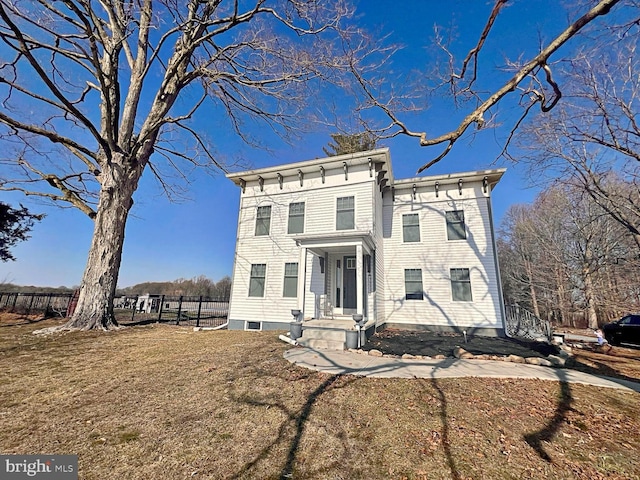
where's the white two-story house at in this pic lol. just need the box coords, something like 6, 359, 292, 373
226, 148, 506, 342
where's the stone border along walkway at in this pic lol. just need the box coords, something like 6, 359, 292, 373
362, 343, 570, 367
283, 344, 640, 393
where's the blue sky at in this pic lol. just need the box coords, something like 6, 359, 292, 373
0, 1, 592, 288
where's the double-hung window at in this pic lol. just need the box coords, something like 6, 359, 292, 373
446, 210, 466, 240
288, 202, 305, 234
255, 206, 271, 236
283, 262, 298, 297
450, 268, 472, 301
402, 214, 420, 242
336, 196, 355, 230
249, 264, 266, 297
404, 269, 423, 300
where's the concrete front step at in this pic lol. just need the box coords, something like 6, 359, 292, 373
298, 338, 346, 351
298, 324, 349, 350
300, 328, 346, 342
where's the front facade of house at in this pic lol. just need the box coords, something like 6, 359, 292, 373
226, 148, 506, 336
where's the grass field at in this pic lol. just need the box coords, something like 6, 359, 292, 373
1, 315, 639, 479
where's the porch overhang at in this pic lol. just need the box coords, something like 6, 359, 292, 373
293, 230, 376, 256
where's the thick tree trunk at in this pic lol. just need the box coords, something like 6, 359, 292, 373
65, 162, 140, 330
583, 267, 599, 329
554, 267, 568, 326
524, 258, 541, 318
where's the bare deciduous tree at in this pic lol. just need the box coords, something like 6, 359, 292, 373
0, 0, 368, 330
517, 30, 640, 246
355, 0, 631, 172
499, 183, 640, 328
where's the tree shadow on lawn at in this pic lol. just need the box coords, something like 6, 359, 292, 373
229, 373, 360, 480
230, 349, 469, 480
363, 328, 558, 358
233, 347, 573, 479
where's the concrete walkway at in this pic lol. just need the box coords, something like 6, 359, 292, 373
284, 347, 640, 393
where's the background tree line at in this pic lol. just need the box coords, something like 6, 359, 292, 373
117, 275, 231, 300
498, 179, 640, 329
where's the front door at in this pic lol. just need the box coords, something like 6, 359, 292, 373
343, 256, 357, 314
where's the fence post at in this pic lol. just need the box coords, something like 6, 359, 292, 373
26, 294, 35, 316
45, 293, 53, 317
11, 293, 18, 312
131, 296, 138, 322
158, 295, 165, 323
196, 296, 203, 327
176, 296, 183, 325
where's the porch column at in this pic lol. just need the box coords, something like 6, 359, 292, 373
356, 244, 363, 316
297, 247, 307, 314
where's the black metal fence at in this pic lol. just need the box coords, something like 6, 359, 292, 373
0, 292, 74, 317
116, 295, 229, 328
0, 292, 229, 328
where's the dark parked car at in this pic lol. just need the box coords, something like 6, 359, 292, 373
603, 314, 640, 346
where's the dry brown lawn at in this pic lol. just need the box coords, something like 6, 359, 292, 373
1, 315, 639, 480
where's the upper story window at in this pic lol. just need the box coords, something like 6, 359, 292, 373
404, 269, 424, 300
446, 210, 466, 240
402, 214, 420, 242
255, 205, 271, 236
288, 202, 305, 234
450, 268, 472, 301
336, 196, 355, 230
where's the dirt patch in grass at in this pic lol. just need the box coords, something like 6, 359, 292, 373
1, 318, 639, 479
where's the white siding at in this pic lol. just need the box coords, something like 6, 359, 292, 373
227, 151, 504, 332
228, 163, 377, 326
381, 181, 502, 330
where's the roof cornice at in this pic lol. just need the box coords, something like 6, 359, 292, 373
226, 148, 392, 184
392, 168, 506, 190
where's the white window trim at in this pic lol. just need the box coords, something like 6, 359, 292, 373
287, 201, 306, 235
335, 194, 356, 231
450, 267, 473, 302
255, 205, 272, 236
283, 262, 299, 298
404, 268, 424, 301
445, 209, 466, 241
402, 213, 421, 243
248, 263, 267, 298
244, 320, 263, 331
